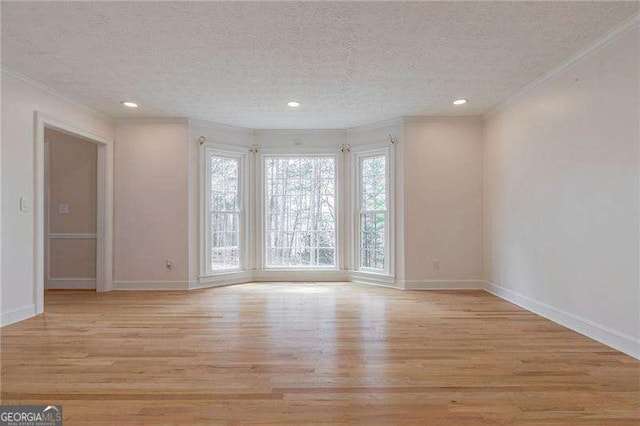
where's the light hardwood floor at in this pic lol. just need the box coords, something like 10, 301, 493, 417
1, 283, 638, 425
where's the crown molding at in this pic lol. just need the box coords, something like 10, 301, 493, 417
188, 117, 256, 135
254, 129, 347, 140
115, 117, 189, 125
483, 11, 640, 119
346, 117, 404, 134
255, 128, 346, 135
2, 66, 112, 121
401, 115, 482, 126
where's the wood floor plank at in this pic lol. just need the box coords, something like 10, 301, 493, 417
1, 283, 638, 424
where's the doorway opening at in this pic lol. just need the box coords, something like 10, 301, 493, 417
35, 113, 113, 314
44, 128, 98, 291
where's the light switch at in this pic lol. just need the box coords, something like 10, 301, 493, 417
58, 204, 70, 214
20, 197, 31, 212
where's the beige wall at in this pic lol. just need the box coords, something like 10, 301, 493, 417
483, 27, 639, 345
403, 118, 484, 285
114, 119, 190, 286
49, 239, 97, 279
46, 128, 98, 282
47, 129, 97, 234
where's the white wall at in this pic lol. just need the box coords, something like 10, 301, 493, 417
256, 129, 345, 150
402, 118, 484, 289
483, 26, 640, 357
1, 71, 113, 325
113, 119, 190, 289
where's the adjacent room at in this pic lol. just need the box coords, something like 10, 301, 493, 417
1, 1, 639, 424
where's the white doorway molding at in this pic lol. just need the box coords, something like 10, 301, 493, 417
34, 112, 114, 314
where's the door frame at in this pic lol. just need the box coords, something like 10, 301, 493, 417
34, 112, 114, 314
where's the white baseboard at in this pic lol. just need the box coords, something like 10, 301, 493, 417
484, 281, 640, 360
351, 271, 401, 289
193, 271, 253, 289
47, 278, 96, 290
403, 280, 485, 290
253, 269, 350, 282
1, 304, 37, 327
353, 280, 403, 290
112, 280, 191, 290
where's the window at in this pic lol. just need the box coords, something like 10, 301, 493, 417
264, 156, 337, 268
200, 142, 394, 282
204, 150, 243, 273
356, 151, 390, 272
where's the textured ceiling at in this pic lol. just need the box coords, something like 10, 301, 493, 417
2, 1, 638, 129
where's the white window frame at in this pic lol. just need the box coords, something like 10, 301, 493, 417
200, 144, 249, 277
352, 144, 394, 277
258, 149, 342, 271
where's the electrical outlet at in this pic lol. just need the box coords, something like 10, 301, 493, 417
432, 259, 440, 270
166, 259, 174, 270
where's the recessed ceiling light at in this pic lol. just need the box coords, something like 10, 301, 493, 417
287, 101, 301, 108
453, 99, 467, 105
121, 101, 138, 108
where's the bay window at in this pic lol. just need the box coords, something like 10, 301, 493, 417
200, 141, 394, 282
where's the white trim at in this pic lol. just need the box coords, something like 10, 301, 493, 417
346, 117, 404, 134
191, 280, 249, 290
402, 280, 485, 290
48, 233, 97, 239
484, 11, 640, 119
259, 150, 342, 270
196, 271, 254, 288
115, 117, 188, 125
352, 280, 402, 291
402, 116, 481, 125
47, 278, 96, 290
351, 144, 395, 276
350, 271, 399, 289
255, 129, 345, 138
35, 112, 114, 316
189, 117, 255, 135
2, 67, 110, 119
1, 304, 37, 327
485, 281, 640, 360
200, 144, 250, 276
112, 281, 191, 291
253, 270, 349, 282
